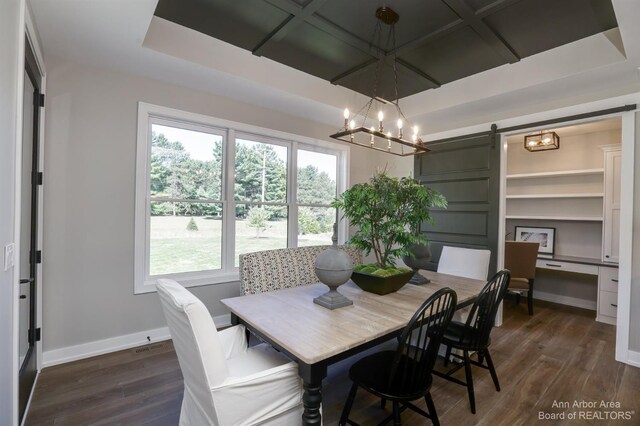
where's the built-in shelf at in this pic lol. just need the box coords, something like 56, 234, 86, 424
506, 193, 604, 199
505, 215, 603, 222
506, 168, 604, 180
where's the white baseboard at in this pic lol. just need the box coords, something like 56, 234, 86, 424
534, 291, 597, 311
42, 314, 231, 368
627, 350, 640, 368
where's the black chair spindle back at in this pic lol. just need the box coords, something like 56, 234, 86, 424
390, 288, 457, 396
462, 270, 510, 349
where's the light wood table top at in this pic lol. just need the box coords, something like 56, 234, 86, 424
221, 270, 484, 365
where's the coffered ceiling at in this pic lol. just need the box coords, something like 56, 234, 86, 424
154, 0, 618, 100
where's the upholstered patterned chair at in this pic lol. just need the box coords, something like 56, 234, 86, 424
239, 245, 363, 295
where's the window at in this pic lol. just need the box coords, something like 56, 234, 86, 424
297, 149, 338, 247
135, 103, 348, 293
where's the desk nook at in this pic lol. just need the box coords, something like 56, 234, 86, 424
505, 118, 621, 325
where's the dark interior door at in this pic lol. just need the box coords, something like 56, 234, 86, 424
19, 38, 42, 423
415, 131, 500, 276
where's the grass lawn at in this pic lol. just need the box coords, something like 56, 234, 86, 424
150, 216, 332, 275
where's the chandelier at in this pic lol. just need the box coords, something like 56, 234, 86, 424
524, 130, 560, 152
329, 6, 429, 157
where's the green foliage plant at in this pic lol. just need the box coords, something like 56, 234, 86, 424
186, 217, 199, 231
246, 207, 271, 238
298, 207, 322, 235
332, 171, 447, 270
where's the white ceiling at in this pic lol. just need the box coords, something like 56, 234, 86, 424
28, 0, 640, 136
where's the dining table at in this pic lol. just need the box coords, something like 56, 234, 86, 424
221, 269, 485, 425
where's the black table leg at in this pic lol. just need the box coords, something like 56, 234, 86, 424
302, 380, 322, 425
300, 363, 326, 426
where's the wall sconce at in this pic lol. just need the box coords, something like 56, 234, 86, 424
524, 131, 560, 152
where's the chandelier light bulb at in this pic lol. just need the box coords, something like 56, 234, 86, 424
378, 111, 384, 132
327, 7, 429, 157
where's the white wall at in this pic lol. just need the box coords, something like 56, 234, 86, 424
42, 57, 405, 354
0, 0, 25, 424
631, 112, 640, 351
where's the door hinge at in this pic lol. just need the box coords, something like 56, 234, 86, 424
37, 172, 43, 185
29, 327, 42, 342
35, 250, 42, 264
29, 328, 41, 342
39, 93, 45, 107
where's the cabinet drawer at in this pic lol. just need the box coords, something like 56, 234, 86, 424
598, 266, 619, 293
536, 260, 599, 275
598, 291, 618, 318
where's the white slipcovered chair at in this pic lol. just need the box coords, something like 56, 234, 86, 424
437, 246, 491, 359
437, 246, 491, 281
156, 279, 303, 426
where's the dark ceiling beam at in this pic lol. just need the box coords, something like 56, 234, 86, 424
259, 0, 379, 57
475, 0, 525, 18
379, 0, 524, 58
254, 0, 329, 55
308, 15, 381, 56
330, 58, 378, 85
396, 59, 441, 88
330, 57, 440, 94
442, 0, 520, 63
393, 19, 465, 55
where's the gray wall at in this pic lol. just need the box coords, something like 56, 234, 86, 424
42, 58, 403, 352
0, 0, 24, 423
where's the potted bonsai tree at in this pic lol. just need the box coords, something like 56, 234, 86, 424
332, 170, 447, 294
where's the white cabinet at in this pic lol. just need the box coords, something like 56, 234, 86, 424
597, 266, 618, 325
601, 146, 621, 263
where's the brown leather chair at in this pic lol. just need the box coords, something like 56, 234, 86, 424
504, 241, 539, 315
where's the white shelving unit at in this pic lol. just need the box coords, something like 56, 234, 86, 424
505, 193, 603, 199
505, 215, 603, 221
506, 168, 604, 179
504, 124, 622, 324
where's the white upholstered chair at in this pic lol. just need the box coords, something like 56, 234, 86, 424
156, 279, 303, 426
437, 246, 491, 281
437, 246, 491, 359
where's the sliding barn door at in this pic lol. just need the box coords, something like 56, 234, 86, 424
415, 132, 500, 276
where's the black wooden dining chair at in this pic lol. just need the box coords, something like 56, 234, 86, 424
339, 288, 457, 426
433, 270, 510, 414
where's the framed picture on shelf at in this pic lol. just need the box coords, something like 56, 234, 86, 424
514, 226, 555, 255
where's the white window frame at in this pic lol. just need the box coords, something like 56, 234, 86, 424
135, 102, 349, 294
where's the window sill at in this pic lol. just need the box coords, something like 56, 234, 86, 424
135, 271, 240, 295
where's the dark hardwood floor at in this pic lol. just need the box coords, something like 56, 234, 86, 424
26, 300, 640, 425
